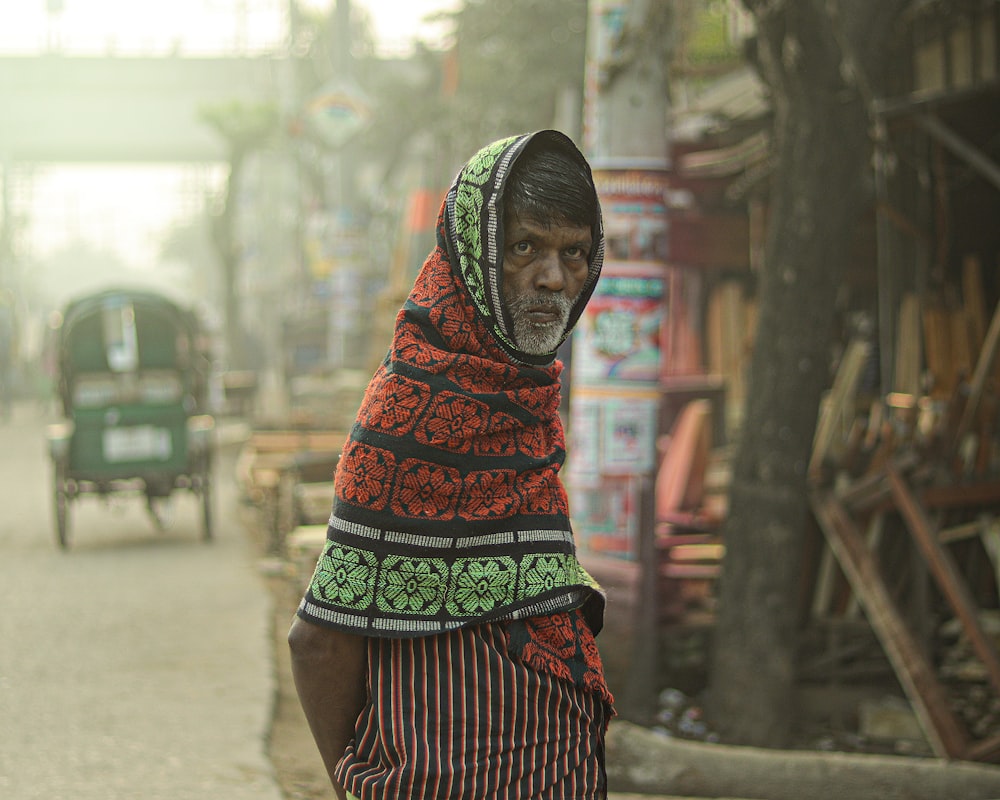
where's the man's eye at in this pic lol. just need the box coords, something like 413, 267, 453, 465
512, 241, 532, 255
565, 246, 587, 260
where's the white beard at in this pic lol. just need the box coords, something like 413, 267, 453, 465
506, 292, 573, 355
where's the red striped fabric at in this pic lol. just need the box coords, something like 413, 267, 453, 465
336, 621, 611, 799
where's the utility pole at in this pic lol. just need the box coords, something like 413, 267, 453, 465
571, 0, 673, 723
330, 0, 356, 214
308, 0, 371, 373
584, 0, 670, 161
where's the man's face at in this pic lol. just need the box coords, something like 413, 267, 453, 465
501, 213, 593, 355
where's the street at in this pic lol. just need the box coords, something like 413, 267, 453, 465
0, 402, 283, 800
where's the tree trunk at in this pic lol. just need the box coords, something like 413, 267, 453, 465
607, 721, 1000, 800
215, 150, 245, 369
707, 0, 911, 747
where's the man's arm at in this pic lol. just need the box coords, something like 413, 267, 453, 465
287, 616, 368, 800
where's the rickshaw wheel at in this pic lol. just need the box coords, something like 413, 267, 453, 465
146, 496, 170, 531
200, 471, 213, 542
53, 461, 70, 550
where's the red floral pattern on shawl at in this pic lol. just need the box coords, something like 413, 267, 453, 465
506, 609, 616, 714
333, 244, 569, 523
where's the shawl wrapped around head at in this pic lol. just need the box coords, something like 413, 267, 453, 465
298, 130, 606, 638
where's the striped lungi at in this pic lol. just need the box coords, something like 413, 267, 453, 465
336, 620, 612, 800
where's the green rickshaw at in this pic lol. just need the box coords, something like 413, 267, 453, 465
46, 288, 216, 549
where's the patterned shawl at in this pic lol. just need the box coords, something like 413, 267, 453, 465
298, 130, 606, 638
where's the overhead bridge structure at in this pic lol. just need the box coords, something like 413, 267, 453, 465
0, 54, 281, 163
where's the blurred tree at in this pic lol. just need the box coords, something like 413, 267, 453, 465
707, 0, 913, 748
199, 100, 279, 368
442, 0, 589, 158
287, 0, 589, 216
345, 0, 589, 196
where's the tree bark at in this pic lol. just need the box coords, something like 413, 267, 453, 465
707, 0, 912, 747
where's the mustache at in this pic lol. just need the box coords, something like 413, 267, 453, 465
506, 291, 573, 318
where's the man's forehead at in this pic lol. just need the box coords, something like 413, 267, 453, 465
505, 214, 592, 239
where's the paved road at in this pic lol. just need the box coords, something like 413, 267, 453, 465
0, 402, 282, 800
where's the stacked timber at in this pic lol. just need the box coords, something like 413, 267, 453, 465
808, 255, 1000, 762
236, 428, 345, 555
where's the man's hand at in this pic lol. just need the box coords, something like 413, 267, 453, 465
288, 616, 367, 800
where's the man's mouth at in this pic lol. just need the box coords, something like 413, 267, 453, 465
526, 306, 561, 325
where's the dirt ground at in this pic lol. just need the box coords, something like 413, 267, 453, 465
264, 565, 336, 800
231, 481, 331, 800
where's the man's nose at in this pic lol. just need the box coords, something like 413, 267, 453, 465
534, 251, 566, 291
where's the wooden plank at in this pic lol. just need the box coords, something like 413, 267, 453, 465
920, 478, 1000, 509
845, 512, 884, 620
951, 309, 975, 385
894, 293, 923, 395
661, 563, 721, 580
835, 451, 923, 508
624, 477, 661, 718
963, 255, 987, 350
248, 430, 348, 453
656, 399, 713, 515
668, 543, 725, 562
965, 732, 1000, 763
656, 532, 722, 548
810, 491, 969, 759
939, 518, 988, 544
251, 466, 282, 489
922, 304, 953, 398
809, 338, 870, 482
286, 524, 329, 552
838, 469, 891, 511
917, 113, 1000, 192
810, 543, 839, 619
887, 465, 1000, 697
955, 298, 1000, 446
707, 280, 751, 421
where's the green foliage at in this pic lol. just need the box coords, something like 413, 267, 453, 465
690, 3, 740, 65
675, 0, 743, 74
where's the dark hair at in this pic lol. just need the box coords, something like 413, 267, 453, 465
503, 137, 597, 230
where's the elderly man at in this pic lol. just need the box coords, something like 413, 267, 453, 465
288, 130, 614, 800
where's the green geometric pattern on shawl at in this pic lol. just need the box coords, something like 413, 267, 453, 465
445, 130, 604, 367
450, 134, 520, 350
453, 137, 515, 287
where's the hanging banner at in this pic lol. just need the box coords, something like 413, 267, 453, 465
573, 165, 671, 386
572, 264, 665, 385
566, 386, 660, 557
566, 388, 660, 478
594, 167, 670, 263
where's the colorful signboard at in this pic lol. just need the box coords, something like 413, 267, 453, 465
305, 79, 373, 150
572, 264, 665, 385
594, 168, 670, 263
566, 386, 660, 557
